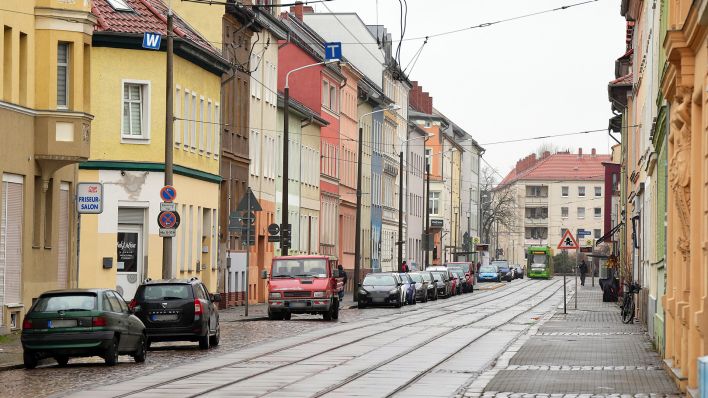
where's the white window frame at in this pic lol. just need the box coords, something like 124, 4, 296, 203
191, 92, 197, 151
578, 186, 586, 197
175, 85, 181, 146
206, 99, 212, 154
561, 186, 569, 197
120, 79, 151, 143
561, 206, 568, 218
577, 207, 585, 219
594, 207, 602, 218
213, 103, 220, 158
594, 186, 602, 197
429, 191, 440, 215
322, 80, 329, 109
183, 89, 190, 149
199, 96, 205, 153
57, 42, 70, 109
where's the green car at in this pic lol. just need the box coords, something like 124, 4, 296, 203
21, 289, 147, 368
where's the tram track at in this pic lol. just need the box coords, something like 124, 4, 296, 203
106, 279, 542, 398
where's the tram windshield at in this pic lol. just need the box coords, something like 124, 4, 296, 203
532, 254, 548, 265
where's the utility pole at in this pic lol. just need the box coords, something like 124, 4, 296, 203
162, 6, 174, 279
281, 86, 290, 257
354, 125, 364, 300
397, 151, 404, 271
425, 163, 430, 269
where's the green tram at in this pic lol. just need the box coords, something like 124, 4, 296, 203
527, 246, 554, 279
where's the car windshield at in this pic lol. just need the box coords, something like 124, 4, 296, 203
398, 273, 412, 283
409, 273, 424, 283
272, 259, 328, 278
33, 294, 97, 312
420, 273, 432, 281
492, 262, 509, 270
140, 285, 192, 300
480, 266, 497, 273
363, 274, 396, 286
431, 271, 446, 280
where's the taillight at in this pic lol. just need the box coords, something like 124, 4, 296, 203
22, 319, 32, 330
92, 316, 107, 327
128, 299, 137, 310
194, 299, 203, 316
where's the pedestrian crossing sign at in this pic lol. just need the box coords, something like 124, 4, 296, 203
557, 230, 579, 250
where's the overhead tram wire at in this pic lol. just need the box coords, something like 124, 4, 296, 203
180, 0, 335, 7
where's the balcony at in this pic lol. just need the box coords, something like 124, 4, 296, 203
525, 217, 548, 226
35, 111, 92, 172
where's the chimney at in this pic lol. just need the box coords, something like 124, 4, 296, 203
542, 151, 551, 159
291, 2, 304, 21
591, 148, 597, 157
578, 148, 583, 157
303, 5, 314, 14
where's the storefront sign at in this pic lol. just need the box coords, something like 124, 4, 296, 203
77, 182, 103, 214
117, 232, 138, 272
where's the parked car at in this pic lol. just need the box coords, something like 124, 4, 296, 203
448, 271, 459, 295
478, 264, 501, 282
398, 273, 417, 305
358, 273, 404, 308
21, 289, 146, 368
448, 268, 471, 293
417, 271, 437, 300
130, 278, 220, 350
513, 265, 524, 279
492, 260, 514, 282
446, 262, 476, 292
407, 272, 429, 303
429, 270, 451, 298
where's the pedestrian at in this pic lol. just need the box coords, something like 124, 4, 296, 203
401, 261, 408, 273
579, 260, 588, 286
337, 264, 347, 301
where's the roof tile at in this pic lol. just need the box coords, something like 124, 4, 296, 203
500, 152, 611, 186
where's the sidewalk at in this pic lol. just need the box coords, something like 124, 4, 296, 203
476, 283, 682, 397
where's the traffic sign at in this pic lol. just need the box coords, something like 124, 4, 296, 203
324, 42, 342, 61
157, 211, 181, 229
236, 187, 262, 212
241, 212, 256, 225
77, 182, 103, 214
577, 229, 592, 237
159, 228, 176, 238
142, 32, 162, 50
557, 230, 579, 250
268, 223, 280, 236
160, 202, 176, 212
160, 185, 177, 202
268, 235, 281, 243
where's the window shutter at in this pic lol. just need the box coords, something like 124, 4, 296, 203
118, 208, 144, 224
57, 185, 69, 289
2, 181, 23, 305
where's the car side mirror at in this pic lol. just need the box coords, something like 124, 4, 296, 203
398, 283, 403, 286
434, 279, 439, 283
211, 293, 222, 303
261, 270, 268, 279
358, 283, 362, 287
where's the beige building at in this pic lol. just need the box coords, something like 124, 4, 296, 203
0, 0, 94, 332
498, 150, 610, 265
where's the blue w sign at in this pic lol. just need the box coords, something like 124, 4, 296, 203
142, 32, 162, 50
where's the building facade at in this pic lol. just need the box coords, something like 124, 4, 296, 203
0, 0, 94, 331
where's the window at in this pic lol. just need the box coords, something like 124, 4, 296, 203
424, 120, 431, 128
191, 93, 197, 149
425, 149, 432, 170
175, 87, 181, 145
594, 207, 601, 218
594, 229, 601, 239
322, 80, 329, 108
213, 103, 220, 157
578, 186, 586, 197
57, 43, 70, 108
122, 82, 149, 139
561, 207, 568, 218
594, 186, 602, 197
561, 186, 569, 197
429, 191, 440, 215
206, 100, 212, 154
561, 228, 568, 237
329, 84, 337, 112
199, 97, 205, 152
577, 207, 585, 219
183, 89, 190, 147
107, 0, 132, 11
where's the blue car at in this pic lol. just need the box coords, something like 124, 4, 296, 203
398, 273, 417, 305
477, 265, 501, 282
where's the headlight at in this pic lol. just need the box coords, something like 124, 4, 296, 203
358, 288, 368, 295
269, 292, 282, 299
389, 289, 399, 295
313, 291, 325, 298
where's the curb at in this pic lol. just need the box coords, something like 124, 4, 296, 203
0, 362, 23, 371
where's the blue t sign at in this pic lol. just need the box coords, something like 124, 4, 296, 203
142, 32, 162, 50
324, 42, 342, 61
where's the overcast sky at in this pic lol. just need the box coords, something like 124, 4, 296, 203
312, 0, 626, 179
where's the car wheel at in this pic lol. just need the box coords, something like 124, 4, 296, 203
395, 297, 402, 308
331, 300, 339, 320
145, 338, 152, 350
283, 312, 292, 320
23, 351, 37, 369
268, 309, 283, 320
133, 335, 147, 363
55, 356, 69, 367
357, 300, 366, 309
104, 337, 119, 366
209, 324, 220, 347
198, 329, 210, 350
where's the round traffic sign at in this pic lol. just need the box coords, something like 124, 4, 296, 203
157, 211, 181, 229
267, 223, 280, 236
160, 185, 177, 202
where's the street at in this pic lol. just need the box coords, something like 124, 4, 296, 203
0, 278, 562, 398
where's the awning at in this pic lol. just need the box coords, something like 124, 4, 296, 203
596, 222, 624, 245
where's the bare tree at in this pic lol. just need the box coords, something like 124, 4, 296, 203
480, 167, 517, 246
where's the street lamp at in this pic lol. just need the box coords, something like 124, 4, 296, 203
354, 104, 399, 300
397, 132, 434, 271
281, 59, 338, 256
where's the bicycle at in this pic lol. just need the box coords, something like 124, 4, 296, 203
621, 281, 641, 324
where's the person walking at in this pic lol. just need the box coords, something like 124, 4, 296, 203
401, 261, 408, 273
337, 264, 347, 301
579, 260, 588, 286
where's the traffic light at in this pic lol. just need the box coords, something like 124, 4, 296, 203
281, 228, 291, 249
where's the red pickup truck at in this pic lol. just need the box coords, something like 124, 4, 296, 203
263, 255, 344, 321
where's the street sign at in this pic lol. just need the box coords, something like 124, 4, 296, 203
268, 223, 280, 236
577, 229, 592, 237
160, 185, 177, 202
160, 202, 176, 212
236, 187, 262, 212
157, 211, 181, 229
557, 230, 579, 250
142, 32, 162, 50
241, 212, 256, 225
159, 228, 176, 238
580, 246, 593, 253
430, 219, 444, 228
77, 182, 103, 214
268, 235, 281, 243
324, 42, 342, 61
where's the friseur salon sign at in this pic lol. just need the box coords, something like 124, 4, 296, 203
77, 182, 103, 214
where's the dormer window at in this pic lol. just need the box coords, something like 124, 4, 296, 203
107, 0, 133, 12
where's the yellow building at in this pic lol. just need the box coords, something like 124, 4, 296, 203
78, 0, 228, 299
660, 1, 708, 394
0, 0, 94, 332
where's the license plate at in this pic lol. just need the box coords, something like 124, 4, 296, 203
372, 298, 385, 303
288, 301, 307, 308
48, 319, 77, 328
151, 314, 179, 321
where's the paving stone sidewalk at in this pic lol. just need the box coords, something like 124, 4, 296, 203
467, 283, 682, 397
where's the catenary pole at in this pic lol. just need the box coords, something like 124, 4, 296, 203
162, 5, 174, 279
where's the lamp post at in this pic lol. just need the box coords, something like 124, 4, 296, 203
354, 105, 399, 300
281, 60, 338, 256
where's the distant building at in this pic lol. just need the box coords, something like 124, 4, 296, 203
497, 149, 610, 265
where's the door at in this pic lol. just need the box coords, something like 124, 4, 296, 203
1, 177, 23, 328
116, 225, 143, 300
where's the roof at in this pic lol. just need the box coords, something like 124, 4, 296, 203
92, 0, 219, 56
500, 151, 611, 186
610, 73, 633, 86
